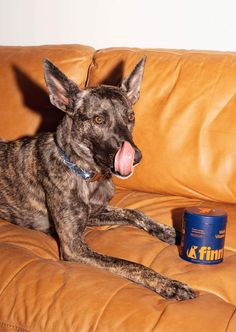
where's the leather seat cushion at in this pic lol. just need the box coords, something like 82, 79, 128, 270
0, 188, 235, 331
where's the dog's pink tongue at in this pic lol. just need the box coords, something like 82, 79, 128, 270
114, 141, 135, 177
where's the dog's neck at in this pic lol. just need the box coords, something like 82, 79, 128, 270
54, 138, 100, 181
54, 116, 106, 182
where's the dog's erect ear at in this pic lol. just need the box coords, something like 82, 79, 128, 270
121, 57, 146, 105
43, 59, 80, 115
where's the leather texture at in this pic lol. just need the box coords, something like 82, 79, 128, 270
0, 44, 94, 140
1, 191, 236, 331
0, 45, 236, 331
88, 48, 236, 203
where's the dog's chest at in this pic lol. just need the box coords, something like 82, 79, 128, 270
86, 178, 114, 214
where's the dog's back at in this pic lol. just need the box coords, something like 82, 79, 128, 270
0, 136, 51, 231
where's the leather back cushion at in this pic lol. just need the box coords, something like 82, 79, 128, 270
0, 44, 94, 140
87, 48, 236, 203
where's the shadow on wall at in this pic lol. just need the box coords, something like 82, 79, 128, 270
92, 60, 125, 86
12, 60, 125, 135
12, 65, 64, 134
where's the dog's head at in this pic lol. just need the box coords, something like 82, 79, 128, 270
43, 57, 146, 178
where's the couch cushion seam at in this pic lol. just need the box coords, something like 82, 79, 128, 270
0, 257, 38, 298
93, 281, 132, 331
150, 301, 172, 331
85, 49, 97, 88
0, 320, 30, 332
225, 306, 236, 332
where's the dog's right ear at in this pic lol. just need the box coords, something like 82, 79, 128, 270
43, 59, 80, 115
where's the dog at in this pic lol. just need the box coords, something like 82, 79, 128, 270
0, 58, 195, 300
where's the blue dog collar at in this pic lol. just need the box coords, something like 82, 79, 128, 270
55, 140, 97, 181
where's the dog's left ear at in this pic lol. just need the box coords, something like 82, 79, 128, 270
121, 57, 146, 105
43, 59, 80, 115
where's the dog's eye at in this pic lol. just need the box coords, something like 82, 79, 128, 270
94, 115, 105, 125
128, 113, 135, 122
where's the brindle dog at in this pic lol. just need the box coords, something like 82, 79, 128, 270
0, 58, 195, 300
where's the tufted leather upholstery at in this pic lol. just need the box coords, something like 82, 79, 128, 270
0, 45, 236, 331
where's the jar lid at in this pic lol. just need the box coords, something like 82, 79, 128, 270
184, 206, 227, 224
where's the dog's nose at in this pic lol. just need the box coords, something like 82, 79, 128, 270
134, 148, 142, 165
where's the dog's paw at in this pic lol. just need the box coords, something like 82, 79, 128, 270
161, 280, 196, 301
149, 224, 176, 245
159, 225, 176, 245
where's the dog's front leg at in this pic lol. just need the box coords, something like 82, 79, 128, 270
46, 194, 89, 261
88, 206, 176, 244
62, 235, 195, 300
46, 194, 194, 300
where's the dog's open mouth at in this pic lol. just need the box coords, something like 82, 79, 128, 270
113, 141, 135, 178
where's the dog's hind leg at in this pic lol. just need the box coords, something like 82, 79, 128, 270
88, 206, 176, 244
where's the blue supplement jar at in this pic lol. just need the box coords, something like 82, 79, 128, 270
180, 206, 227, 264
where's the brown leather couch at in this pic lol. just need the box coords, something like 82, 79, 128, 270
0, 44, 236, 332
